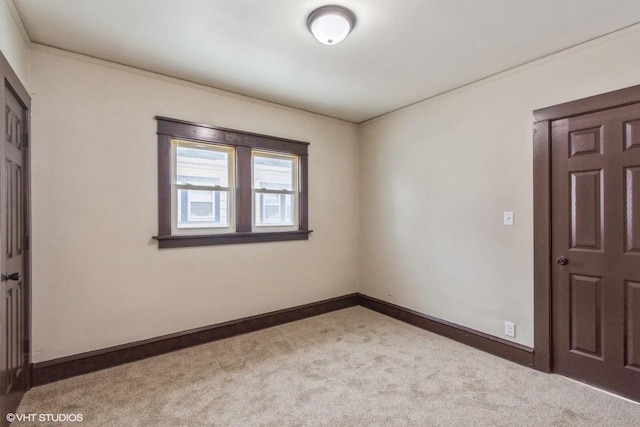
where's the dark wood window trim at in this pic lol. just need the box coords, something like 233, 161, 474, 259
154, 117, 311, 248
532, 83, 640, 373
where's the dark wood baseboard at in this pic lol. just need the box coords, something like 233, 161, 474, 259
358, 294, 534, 367
31, 292, 535, 387
31, 293, 359, 386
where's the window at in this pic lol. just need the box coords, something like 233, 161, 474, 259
174, 141, 234, 233
154, 117, 310, 248
253, 152, 297, 230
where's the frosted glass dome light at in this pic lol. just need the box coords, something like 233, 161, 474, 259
307, 5, 356, 45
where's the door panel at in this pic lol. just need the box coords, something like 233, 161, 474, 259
1, 83, 28, 420
569, 274, 602, 358
625, 120, 640, 150
570, 170, 602, 250
626, 281, 640, 370
552, 102, 640, 401
625, 166, 640, 253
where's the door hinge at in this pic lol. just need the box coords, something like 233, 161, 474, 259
23, 338, 30, 354
24, 235, 29, 250
23, 133, 29, 148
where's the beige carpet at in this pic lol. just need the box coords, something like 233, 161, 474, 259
17, 307, 640, 426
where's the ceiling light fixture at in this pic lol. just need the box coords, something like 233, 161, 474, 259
307, 5, 356, 46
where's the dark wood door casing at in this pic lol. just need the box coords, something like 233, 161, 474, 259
0, 51, 31, 424
534, 84, 640, 402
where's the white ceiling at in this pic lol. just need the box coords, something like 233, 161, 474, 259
12, 0, 640, 123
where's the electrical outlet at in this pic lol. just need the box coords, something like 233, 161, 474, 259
504, 321, 516, 338
386, 285, 393, 297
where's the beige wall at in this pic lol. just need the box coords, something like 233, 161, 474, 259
0, 0, 29, 84
29, 47, 359, 363
26, 21, 640, 360
359, 26, 640, 348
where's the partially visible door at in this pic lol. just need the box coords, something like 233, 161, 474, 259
0, 65, 30, 421
551, 102, 640, 401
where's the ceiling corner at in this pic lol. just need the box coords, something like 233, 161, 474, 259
6, 0, 32, 46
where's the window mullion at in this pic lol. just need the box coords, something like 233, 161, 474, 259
236, 146, 252, 232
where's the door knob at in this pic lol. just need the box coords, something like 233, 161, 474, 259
556, 256, 568, 266
1, 272, 21, 282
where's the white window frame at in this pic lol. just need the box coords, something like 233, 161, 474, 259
171, 139, 235, 235
251, 150, 299, 232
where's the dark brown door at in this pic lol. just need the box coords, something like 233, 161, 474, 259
0, 83, 28, 419
551, 102, 640, 401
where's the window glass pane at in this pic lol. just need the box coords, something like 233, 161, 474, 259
253, 155, 294, 190
177, 144, 229, 187
177, 189, 230, 228
191, 201, 213, 217
189, 190, 213, 217
255, 193, 294, 226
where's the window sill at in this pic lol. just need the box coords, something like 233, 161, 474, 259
153, 230, 313, 249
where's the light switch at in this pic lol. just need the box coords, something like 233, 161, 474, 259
503, 211, 514, 226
